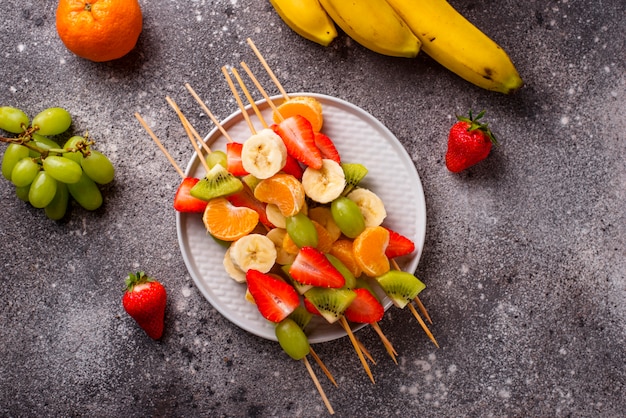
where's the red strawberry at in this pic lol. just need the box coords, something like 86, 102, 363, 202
384, 227, 415, 258
226, 142, 248, 176
227, 182, 274, 228
344, 287, 384, 324
281, 153, 304, 180
272, 115, 322, 169
173, 177, 208, 213
313, 132, 341, 164
303, 297, 321, 316
289, 246, 345, 288
445, 110, 498, 173
246, 269, 300, 323
122, 272, 167, 340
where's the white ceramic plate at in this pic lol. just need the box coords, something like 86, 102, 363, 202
176, 93, 426, 343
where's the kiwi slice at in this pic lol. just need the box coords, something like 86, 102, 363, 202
288, 305, 313, 330
190, 163, 243, 201
325, 253, 356, 290
376, 270, 425, 308
341, 162, 368, 196
280, 264, 313, 295
304, 287, 356, 324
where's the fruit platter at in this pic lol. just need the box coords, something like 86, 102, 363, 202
176, 92, 427, 343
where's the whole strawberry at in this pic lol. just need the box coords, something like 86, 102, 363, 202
122, 271, 167, 340
445, 110, 498, 172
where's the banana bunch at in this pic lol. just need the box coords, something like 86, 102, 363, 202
268, 0, 523, 94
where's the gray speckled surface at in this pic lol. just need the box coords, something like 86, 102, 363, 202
1, 1, 624, 417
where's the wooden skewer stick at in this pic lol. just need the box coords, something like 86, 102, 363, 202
370, 321, 398, 365
302, 355, 334, 415
221, 66, 256, 135
407, 302, 439, 348
185, 82, 234, 146
134, 112, 185, 179
308, 346, 338, 387
231, 66, 268, 129
338, 317, 375, 384
166, 96, 210, 174
390, 258, 433, 325
166, 99, 212, 157
239, 61, 284, 121
246, 38, 289, 100
357, 337, 376, 365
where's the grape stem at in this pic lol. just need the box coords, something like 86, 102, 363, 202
0, 128, 94, 159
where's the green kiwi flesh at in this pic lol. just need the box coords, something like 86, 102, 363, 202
190, 164, 243, 201
341, 162, 368, 196
288, 305, 313, 330
376, 270, 425, 308
304, 287, 356, 324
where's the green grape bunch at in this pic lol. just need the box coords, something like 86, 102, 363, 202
0, 105, 115, 220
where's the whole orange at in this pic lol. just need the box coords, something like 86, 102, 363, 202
56, 0, 143, 62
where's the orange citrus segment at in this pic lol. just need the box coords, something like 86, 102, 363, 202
272, 96, 324, 132
308, 206, 341, 242
202, 197, 259, 241
253, 173, 305, 217
329, 239, 362, 278
282, 220, 334, 254
352, 226, 390, 277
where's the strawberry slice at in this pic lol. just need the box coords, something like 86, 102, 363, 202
246, 269, 300, 323
272, 115, 322, 169
226, 142, 248, 176
281, 153, 304, 180
344, 287, 384, 324
173, 177, 209, 213
314, 132, 341, 164
227, 182, 273, 228
289, 246, 345, 288
303, 297, 321, 316
384, 227, 416, 258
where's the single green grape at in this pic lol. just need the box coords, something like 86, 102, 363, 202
81, 150, 114, 184
67, 172, 102, 211
207, 150, 227, 169
44, 181, 69, 220
0, 106, 29, 133
286, 212, 318, 249
62, 135, 88, 163
42, 155, 83, 184
15, 185, 30, 202
31, 107, 72, 136
326, 253, 356, 289
331, 196, 365, 239
29, 171, 57, 208
2, 143, 30, 180
11, 158, 40, 187
275, 318, 310, 360
29, 134, 61, 158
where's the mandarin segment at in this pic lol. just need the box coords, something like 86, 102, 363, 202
202, 197, 259, 241
352, 226, 391, 277
253, 173, 305, 217
329, 239, 362, 278
273, 96, 324, 132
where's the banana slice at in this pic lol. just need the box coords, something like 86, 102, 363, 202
241, 129, 287, 179
347, 187, 387, 227
229, 233, 277, 273
301, 158, 346, 203
266, 204, 287, 229
223, 247, 247, 283
266, 227, 297, 265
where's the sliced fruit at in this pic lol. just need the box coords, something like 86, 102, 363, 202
273, 96, 324, 132
173, 177, 208, 213
352, 226, 390, 277
241, 128, 288, 179
283, 219, 334, 254
223, 246, 247, 283
346, 188, 386, 227
326, 253, 356, 289
344, 287, 385, 324
254, 173, 305, 217
384, 227, 416, 258
246, 269, 300, 323
308, 206, 342, 242
281, 153, 304, 180
190, 163, 243, 201
288, 305, 313, 330
202, 197, 259, 241
227, 182, 273, 229
289, 246, 345, 288
303, 287, 356, 324
301, 159, 346, 204
314, 132, 341, 164
341, 162, 368, 196
329, 239, 362, 278
229, 233, 277, 273
286, 212, 318, 249
281, 263, 313, 295
272, 115, 322, 169
376, 270, 425, 309
266, 203, 287, 229
266, 227, 297, 265
226, 142, 248, 176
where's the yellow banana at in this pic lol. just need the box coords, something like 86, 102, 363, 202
386, 0, 523, 94
269, 0, 338, 47
318, 0, 421, 58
